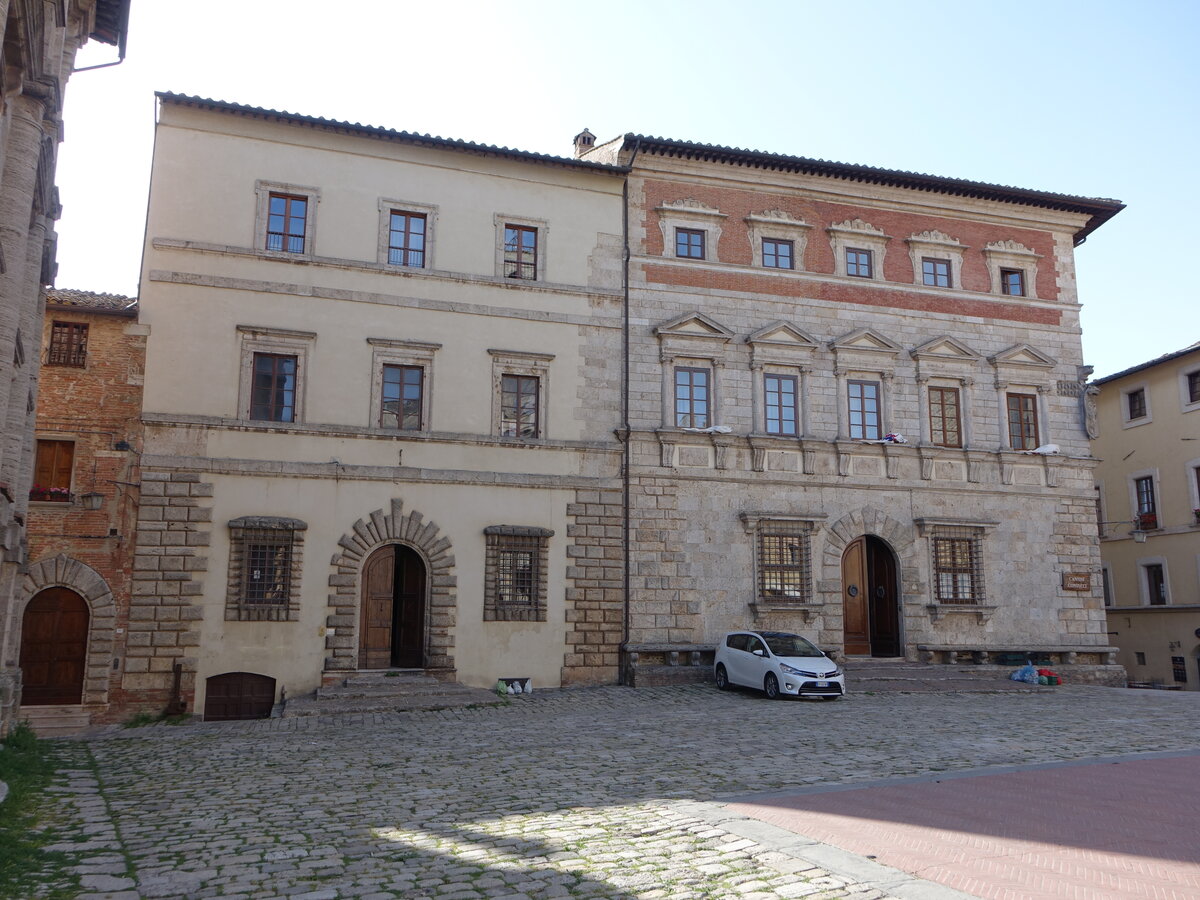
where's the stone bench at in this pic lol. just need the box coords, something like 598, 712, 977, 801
917, 645, 1119, 667
622, 643, 717, 687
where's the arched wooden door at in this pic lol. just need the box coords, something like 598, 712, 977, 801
19, 588, 89, 705
841, 536, 900, 657
204, 672, 276, 721
359, 544, 426, 669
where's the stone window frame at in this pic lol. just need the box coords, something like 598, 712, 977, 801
746, 322, 819, 441
254, 180, 320, 260
1136, 556, 1170, 606
915, 518, 996, 607
926, 383, 964, 448
367, 337, 441, 431
377, 198, 438, 269
1004, 390, 1041, 450
225, 516, 307, 622
983, 240, 1042, 300
1101, 563, 1114, 607
1186, 457, 1200, 517
493, 214, 548, 282
655, 199, 726, 262
906, 230, 966, 290
745, 210, 811, 271
1180, 365, 1200, 413
846, 378, 884, 441
739, 513, 819, 609
237, 325, 316, 424
827, 219, 890, 280
1121, 382, 1152, 428
489, 348, 553, 439
483, 525, 553, 622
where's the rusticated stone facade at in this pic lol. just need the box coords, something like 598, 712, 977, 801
562, 488, 623, 684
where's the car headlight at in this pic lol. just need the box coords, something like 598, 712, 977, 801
779, 663, 816, 677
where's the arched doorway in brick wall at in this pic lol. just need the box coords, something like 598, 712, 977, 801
327, 498, 456, 677
20, 555, 117, 708
20, 588, 89, 705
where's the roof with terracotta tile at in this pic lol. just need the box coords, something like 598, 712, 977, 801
45, 288, 138, 316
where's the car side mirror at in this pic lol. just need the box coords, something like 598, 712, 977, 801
752, 648, 766, 657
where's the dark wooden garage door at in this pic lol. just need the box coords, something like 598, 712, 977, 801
20, 587, 89, 705
204, 672, 276, 721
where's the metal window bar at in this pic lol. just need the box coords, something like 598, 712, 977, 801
496, 537, 541, 608
48, 322, 88, 367
240, 528, 294, 620
932, 527, 983, 604
758, 522, 812, 603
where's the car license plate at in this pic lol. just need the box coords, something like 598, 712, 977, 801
816, 680, 828, 687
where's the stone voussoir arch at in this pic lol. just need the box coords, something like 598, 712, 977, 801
820, 506, 918, 573
21, 554, 117, 707
325, 497, 456, 675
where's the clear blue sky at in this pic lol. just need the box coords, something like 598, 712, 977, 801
57, 0, 1197, 379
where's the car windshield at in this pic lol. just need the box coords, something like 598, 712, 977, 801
762, 633, 822, 658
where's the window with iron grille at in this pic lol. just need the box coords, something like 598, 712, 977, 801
503, 224, 538, 279
266, 193, 308, 254
755, 520, 813, 605
931, 526, 984, 604
483, 525, 553, 621
1000, 268, 1026, 296
48, 321, 88, 367
762, 238, 793, 269
922, 257, 951, 287
846, 248, 873, 278
928, 386, 962, 448
226, 516, 307, 621
388, 211, 427, 267
1006, 392, 1039, 449
675, 366, 710, 428
675, 228, 705, 259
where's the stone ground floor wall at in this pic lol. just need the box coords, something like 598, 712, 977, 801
626, 461, 1110, 659
121, 460, 623, 718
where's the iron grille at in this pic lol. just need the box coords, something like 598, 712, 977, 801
48, 321, 88, 367
757, 521, 812, 604
931, 526, 984, 604
240, 528, 294, 620
497, 539, 539, 608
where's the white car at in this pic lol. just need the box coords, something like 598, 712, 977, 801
714, 631, 845, 700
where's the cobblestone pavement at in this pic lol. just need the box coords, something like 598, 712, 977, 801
31, 684, 1200, 900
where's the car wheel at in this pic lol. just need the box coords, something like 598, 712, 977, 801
763, 673, 781, 699
715, 664, 730, 691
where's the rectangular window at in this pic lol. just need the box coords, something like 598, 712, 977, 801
500, 374, 539, 438
1135, 651, 1146, 666
762, 238, 793, 269
388, 211, 427, 267
31, 439, 74, 502
266, 193, 308, 254
47, 321, 88, 367
764, 374, 798, 436
1101, 568, 1113, 607
1135, 476, 1158, 529
1006, 392, 1039, 450
1000, 268, 1026, 296
756, 520, 813, 604
381, 364, 423, 430
675, 366, 710, 428
226, 517, 306, 621
503, 224, 538, 280
932, 527, 983, 604
484, 527, 551, 622
1172, 656, 1187, 683
1145, 563, 1166, 605
847, 379, 881, 440
250, 353, 297, 423
1189, 371, 1200, 404
675, 228, 705, 259
846, 248, 873, 278
922, 257, 951, 287
1127, 388, 1147, 420
928, 386, 962, 448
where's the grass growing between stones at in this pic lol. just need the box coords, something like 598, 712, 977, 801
0, 723, 78, 899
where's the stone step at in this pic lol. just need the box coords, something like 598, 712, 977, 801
317, 681, 489, 700
340, 671, 440, 687
283, 685, 505, 718
19, 704, 92, 737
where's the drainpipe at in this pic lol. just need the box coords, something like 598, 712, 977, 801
618, 139, 641, 685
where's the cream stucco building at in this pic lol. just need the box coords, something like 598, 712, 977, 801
1094, 344, 1200, 689
124, 95, 1129, 720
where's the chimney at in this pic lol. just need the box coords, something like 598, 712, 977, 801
572, 128, 596, 159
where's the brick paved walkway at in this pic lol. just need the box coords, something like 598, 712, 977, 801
24, 685, 1200, 899
729, 754, 1200, 900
